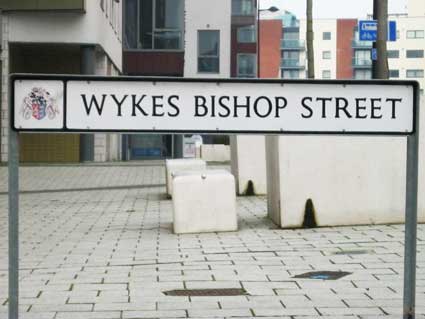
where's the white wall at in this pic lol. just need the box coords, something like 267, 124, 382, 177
408, 0, 425, 17
184, 0, 231, 78
387, 16, 425, 90
7, 0, 122, 71
266, 95, 425, 228
298, 19, 337, 79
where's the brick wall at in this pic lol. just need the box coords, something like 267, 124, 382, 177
259, 19, 282, 78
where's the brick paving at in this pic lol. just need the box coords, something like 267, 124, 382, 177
0, 163, 424, 318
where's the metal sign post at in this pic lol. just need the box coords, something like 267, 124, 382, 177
403, 91, 420, 319
8, 75, 420, 319
8, 120, 19, 319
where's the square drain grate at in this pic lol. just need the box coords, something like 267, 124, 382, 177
293, 271, 352, 280
163, 288, 248, 296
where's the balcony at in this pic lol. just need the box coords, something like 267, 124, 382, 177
352, 58, 372, 68
281, 59, 305, 69
352, 40, 372, 48
0, 0, 85, 11
281, 40, 305, 50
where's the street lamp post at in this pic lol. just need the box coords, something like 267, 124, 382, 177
257, 3, 279, 78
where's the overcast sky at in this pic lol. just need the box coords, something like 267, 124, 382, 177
259, 0, 408, 19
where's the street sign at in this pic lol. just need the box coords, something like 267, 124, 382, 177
12, 75, 417, 135
358, 20, 397, 42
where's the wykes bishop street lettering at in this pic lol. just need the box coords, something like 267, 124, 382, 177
81, 92, 403, 120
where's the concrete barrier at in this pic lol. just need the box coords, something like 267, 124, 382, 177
172, 170, 237, 234
201, 144, 230, 162
230, 135, 267, 195
165, 159, 207, 197
265, 95, 425, 228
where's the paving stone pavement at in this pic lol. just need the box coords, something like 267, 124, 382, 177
0, 163, 424, 319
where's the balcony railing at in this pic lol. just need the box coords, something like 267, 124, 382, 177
352, 40, 372, 48
281, 39, 305, 50
352, 58, 372, 68
281, 59, 305, 68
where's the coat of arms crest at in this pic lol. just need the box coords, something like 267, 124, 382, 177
21, 87, 59, 120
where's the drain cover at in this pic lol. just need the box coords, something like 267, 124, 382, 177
163, 288, 248, 296
293, 271, 352, 280
334, 250, 370, 255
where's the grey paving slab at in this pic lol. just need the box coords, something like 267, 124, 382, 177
0, 164, 424, 318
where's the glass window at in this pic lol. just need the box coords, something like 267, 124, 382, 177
322, 51, 331, 59
283, 30, 299, 40
237, 54, 256, 77
323, 32, 331, 40
124, 0, 183, 50
354, 69, 372, 79
407, 30, 424, 39
406, 70, 424, 78
232, 0, 255, 15
406, 50, 424, 58
237, 25, 256, 43
389, 70, 399, 78
322, 70, 331, 79
354, 50, 371, 66
198, 30, 220, 73
125, 0, 138, 49
281, 70, 300, 79
282, 51, 300, 59
387, 50, 399, 58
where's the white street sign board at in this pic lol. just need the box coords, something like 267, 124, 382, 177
12, 75, 418, 135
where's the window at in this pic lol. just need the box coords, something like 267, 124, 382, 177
232, 0, 255, 16
389, 70, 399, 78
322, 51, 331, 59
406, 69, 424, 78
323, 32, 331, 40
354, 50, 371, 66
406, 50, 424, 58
237, 25, 256, 43
387, 50, 399, 58
237, 54, 256, 77
322, 70, 331, 79
124, 0, 184, 50
281, 70, 300, 79
283, 30, 299, 40
407, 30, 424, 39
354, 69, 372, 79
198, 30, 220, 73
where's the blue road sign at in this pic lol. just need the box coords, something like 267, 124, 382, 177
371, 48, 377, 61
358, 20, 397, 42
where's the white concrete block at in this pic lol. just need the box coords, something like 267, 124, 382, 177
165, 159, 207, 197
230, 135, 267, 195
172, 170, 237, 234
201, 145, 230, 162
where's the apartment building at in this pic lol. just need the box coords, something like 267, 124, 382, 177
260, 0, 425, 93
0, 0, 123, 163
122, 0, 256, 159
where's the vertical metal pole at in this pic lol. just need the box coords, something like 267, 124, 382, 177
80, 45, 96, 162
403, 91, 420, 319
8, 129, 19, 319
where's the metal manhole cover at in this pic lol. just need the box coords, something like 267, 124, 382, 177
163, 288, 248, 296
293, 271, 352, 280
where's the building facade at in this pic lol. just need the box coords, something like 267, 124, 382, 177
0, 0, 123, 163
122, 0, 256, 160
259, 1, 425, 93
